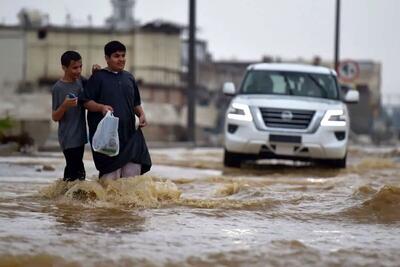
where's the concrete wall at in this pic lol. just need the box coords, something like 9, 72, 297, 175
133, 31, 182, 85
22, 28, 181, 85
0, 29, 23, 90
26, 30, 135, 80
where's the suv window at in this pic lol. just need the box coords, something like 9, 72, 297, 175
241, 70, 339, 99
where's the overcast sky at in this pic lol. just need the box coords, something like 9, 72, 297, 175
1, 0, 399, 100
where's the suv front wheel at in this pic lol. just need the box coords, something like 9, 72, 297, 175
223, 149, 244, 168
318, 155, 347, 168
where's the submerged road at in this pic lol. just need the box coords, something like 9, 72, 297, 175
0, 146, 399, 266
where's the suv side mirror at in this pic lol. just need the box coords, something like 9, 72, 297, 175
344, 90, 359, 103
223, 82, 236, 96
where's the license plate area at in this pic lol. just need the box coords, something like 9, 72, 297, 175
275, 144, 294, 155
269, 134, 302, 144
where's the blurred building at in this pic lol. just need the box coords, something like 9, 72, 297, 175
337, 60, 381, 135
0, 5, 188, 147
106, 0, 138, 30
0, 5, 383, 147
0, 23, 182, 89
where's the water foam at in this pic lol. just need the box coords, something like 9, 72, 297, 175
39, 176, 181, 208
215, 181, 248, 197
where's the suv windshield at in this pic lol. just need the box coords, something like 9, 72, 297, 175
240, 70, 339, 100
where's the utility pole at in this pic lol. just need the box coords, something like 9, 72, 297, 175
334, 0, 341, 71
21, 12, 29, 87
187, 0, 196, 143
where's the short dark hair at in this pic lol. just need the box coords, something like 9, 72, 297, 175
104, 40, 126, 57
61, 51, 81, 67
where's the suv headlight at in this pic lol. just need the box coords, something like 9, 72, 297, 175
321, 109, 346, 126
227, 103, 253, 121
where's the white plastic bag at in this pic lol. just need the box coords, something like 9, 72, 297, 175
92, 111, 119, 156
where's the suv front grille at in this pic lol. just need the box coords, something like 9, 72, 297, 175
259, 108, 315, 129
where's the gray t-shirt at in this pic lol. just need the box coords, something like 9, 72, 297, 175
51, 79, 87, 150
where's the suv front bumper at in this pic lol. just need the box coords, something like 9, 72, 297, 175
224, 118, 347, 160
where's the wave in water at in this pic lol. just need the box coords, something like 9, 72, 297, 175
38, 176, 281, 210
0, 253, 157, 267
344, 184, 400, 223
351, 158, 396, 171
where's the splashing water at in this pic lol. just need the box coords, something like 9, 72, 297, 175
40, 176, 181, 208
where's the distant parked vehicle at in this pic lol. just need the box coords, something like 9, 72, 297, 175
223, 63, 359, 168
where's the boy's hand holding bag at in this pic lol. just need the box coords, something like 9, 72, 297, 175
92, 111, 119, 156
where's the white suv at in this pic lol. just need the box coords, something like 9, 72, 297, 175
223, 63, 359, 168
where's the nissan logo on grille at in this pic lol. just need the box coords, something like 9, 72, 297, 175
281, 111, 293, 121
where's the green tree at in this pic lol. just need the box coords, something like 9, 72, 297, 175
0, 117, 13, 136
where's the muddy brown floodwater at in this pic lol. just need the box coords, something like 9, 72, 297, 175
0, 145, 399, 267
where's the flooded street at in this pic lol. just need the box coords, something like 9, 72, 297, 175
0, 146, 400, 266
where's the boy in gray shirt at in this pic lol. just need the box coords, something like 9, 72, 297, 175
51, 51, 87, 181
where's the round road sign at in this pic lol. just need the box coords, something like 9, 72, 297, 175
338, 60, 360, 82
